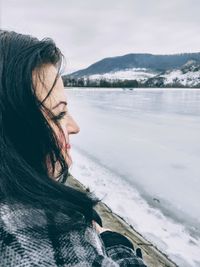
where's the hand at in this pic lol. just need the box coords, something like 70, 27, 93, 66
92, 220, 111, 234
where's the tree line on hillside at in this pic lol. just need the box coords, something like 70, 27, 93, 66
62, 76, 197, 88
62, 77, 139, 88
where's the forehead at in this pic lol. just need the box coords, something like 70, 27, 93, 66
33, 64, 66, 110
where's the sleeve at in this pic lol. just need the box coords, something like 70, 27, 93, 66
66, 226, 147, 267
100, 231, 134, 250
100, 231, 147, 266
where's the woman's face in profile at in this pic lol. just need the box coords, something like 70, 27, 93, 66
33, 64, 80, 174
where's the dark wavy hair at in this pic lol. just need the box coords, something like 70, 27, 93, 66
0, 30, 97, 227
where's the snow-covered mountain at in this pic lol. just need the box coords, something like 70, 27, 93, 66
145, 60, 200, 88
63, 53, 200, 88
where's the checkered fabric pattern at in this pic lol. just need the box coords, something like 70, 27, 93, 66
0, 203, 147, 266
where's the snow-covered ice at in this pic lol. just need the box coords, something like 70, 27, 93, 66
65, 88, 200, 267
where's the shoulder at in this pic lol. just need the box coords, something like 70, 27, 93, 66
0, 202, 105, 266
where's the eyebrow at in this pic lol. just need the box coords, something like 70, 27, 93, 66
52, 101, 67, 110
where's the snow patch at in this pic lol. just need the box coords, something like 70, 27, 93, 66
87, 68, 156, 82
162, 70, 200, 87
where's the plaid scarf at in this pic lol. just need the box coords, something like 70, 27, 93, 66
0, 202, 147, 266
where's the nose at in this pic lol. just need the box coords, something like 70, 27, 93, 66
67, 115, 80, 135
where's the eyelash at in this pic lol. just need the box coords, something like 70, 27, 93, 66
52, 111, 67, 121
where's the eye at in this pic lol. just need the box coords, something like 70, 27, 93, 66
52, 111, 67, 122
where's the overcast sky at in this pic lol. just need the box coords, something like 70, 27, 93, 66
0, 0, 199, 73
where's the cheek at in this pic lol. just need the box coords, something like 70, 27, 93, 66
57, 126, 69, 149
58, 130, 66, 148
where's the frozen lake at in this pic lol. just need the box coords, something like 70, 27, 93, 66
65, 88, 200, 267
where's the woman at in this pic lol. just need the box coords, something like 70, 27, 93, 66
0, 30, 147, 266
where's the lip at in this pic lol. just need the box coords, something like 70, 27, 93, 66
65, 143, 71, 150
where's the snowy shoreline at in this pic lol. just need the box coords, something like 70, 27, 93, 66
67, 174, 177, 267
69, 148, 200, 267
